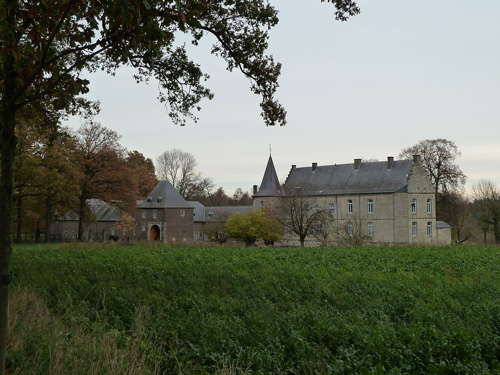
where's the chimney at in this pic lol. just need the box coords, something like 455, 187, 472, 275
291, 165, 296, 170
387, 156, 394, 169
354, 158, 361, 170
413, 155, 421, 164
312, 162, 317, 171
253, 185, 258, 195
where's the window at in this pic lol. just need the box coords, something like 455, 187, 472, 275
348, 199, 353, 214
367, 199, 373, 214
157, 196, 163, 202
260, 201, 264, 207
411, 198, 417, 214
348, 222, 354, 237
111, 227, 115, 236
180, 210, 185, 217
427, 199, 432, 214
329, 203, 335, 215
367, 222, 374, 237
141, 210, 146, 219
427, 221, 433, 237
141, 222, 146, 231
412, 222, 417, 237
71, 230, 75, 239
153, 210, 157, 219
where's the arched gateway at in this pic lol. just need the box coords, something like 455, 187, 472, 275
150, 225, 160, 241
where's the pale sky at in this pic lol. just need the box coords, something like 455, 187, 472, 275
65, 0, 500, 196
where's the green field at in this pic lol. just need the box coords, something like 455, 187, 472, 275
7, 245, 500, 374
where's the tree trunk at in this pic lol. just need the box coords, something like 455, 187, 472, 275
45, 195, 52, 243
494, 219, 500, 244
15, 196, 22, 243
300, 236, 305, 247
78, 186, 87, 241
0, 107, 17, 375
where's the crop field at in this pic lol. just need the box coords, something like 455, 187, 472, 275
7, 245, 500, 374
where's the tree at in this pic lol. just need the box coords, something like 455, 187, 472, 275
225, 208, 282, 246
439, 190, 474, 244
115, 212, 136, 242
472, 180, 500, 244
338, 216, 369, 246
71, 122, 137, 241
272, 186, 331, 247
155, 149, 201, 199
203, 211, 232, 244
126, 151, 159, 200
399, 139, 466, 203
230, 188, 253, 206
311, 212, 336, 246
0, 0, 359, 371
14, 109, 80, 243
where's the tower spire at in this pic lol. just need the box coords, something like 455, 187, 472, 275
254, 154, 282, 197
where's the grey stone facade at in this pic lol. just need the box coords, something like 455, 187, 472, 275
253, 155, 451, 246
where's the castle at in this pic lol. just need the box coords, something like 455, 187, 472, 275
50, 155, 451, 246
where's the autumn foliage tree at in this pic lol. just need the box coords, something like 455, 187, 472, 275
71, 122, 137, 241
14, 109, 79, 243
126, 150, 158, 200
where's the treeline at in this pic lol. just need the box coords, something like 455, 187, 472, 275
9, 116, 253, 243
12, 118, 158, 243
154, 148, 253, 207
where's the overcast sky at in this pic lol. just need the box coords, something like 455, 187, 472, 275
65, 0, 500, 196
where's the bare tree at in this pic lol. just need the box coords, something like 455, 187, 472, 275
399, 139, 466, 199
230, 188, 253, 206
272, 186, 330, 247
472, 180, 500, 244
439, 190, 473, 244
203, 211, 232, 244
311, 212, 336, 246
338, 216, 369, 246
155, 149, 203, 199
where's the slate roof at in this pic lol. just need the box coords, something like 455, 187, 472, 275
188, 201, 206, 221
138, 180, 192, 209
60, 199, 122, 221
203, 206, 254, 222
284, 159, 414, 195
253, 155, 282, 197
188, 202, 254, 222
436, 221, 452, 229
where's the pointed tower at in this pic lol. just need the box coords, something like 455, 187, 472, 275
253, 155, 282, 207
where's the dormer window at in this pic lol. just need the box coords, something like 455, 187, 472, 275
147, 196, 152, 202
157, 196, 163, 203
